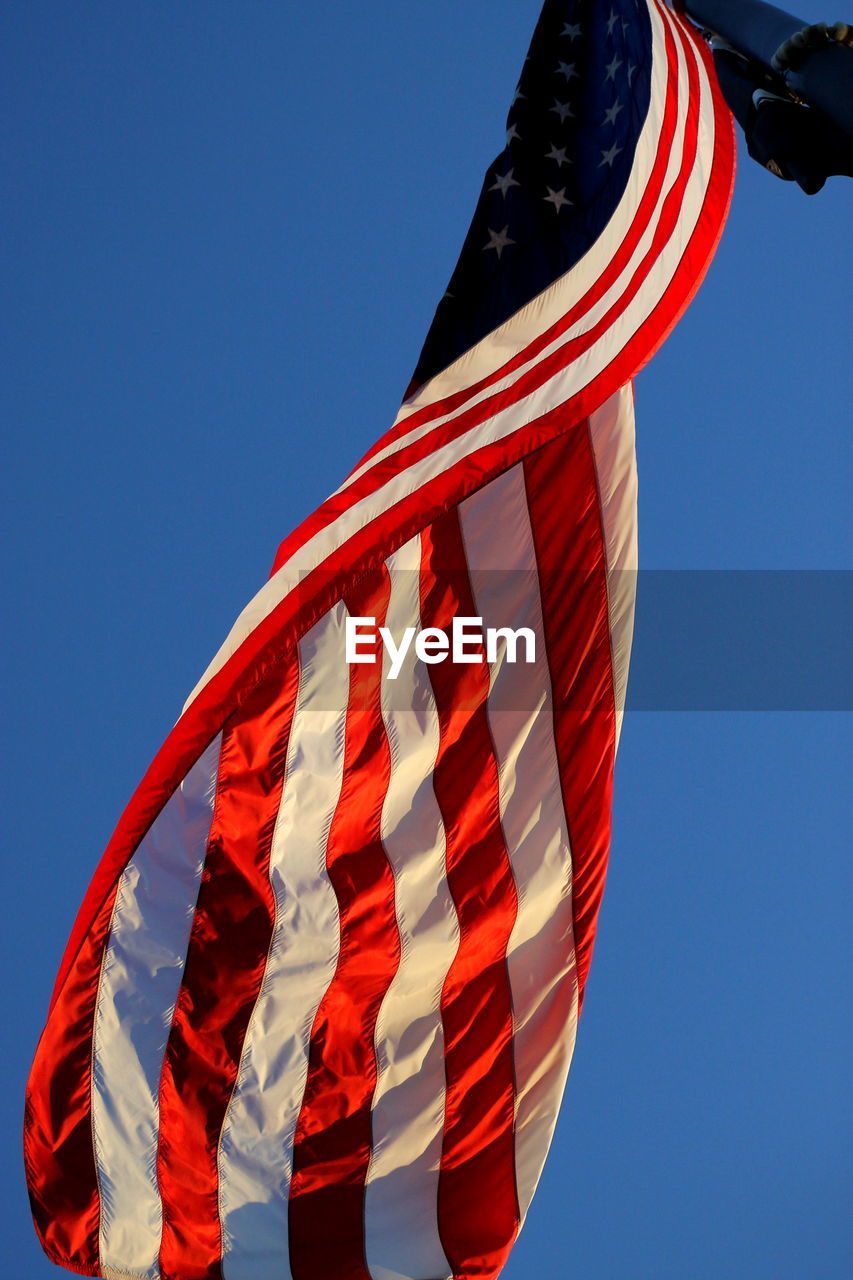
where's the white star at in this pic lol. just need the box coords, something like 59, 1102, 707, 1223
603, 99, 624, 126
562, 21, 582, 40
622, 18, 632, 36
599, 142, 624, 167
550, 99, 575, 123
556, 60, 579, 82
483, 225, 515, 258
506, 122, 521, 144
606, 9, 619, 35
627, 61, 638, 85
605, 53, 624, 82
490, 167, 520, 197
544, 186, 573, 213
511, 84, 526, 106
546, 143, 571, 168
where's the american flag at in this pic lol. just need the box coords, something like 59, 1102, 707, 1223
25, 3, 734, 1279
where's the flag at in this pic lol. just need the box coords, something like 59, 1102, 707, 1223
25, 3, 734, 1278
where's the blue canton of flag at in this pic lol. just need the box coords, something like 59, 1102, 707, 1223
414, 0, 654, 387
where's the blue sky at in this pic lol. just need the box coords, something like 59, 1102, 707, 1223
2, 3, 850, 1277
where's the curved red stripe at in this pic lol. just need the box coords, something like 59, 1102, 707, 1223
270, 6, 684, 577
420, 513, 520, 1280
642, 5, 736, 360
273, 15, 700, 579
24, 894, 116, 1275
155, 658, 299, 1280
287, 571, 400, 1280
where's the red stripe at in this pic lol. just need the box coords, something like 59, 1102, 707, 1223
287, 572, 400, 1280
24, 898, 115, 1275
522, 429, 616, 1010
155, 658, 299, 1280
640, 5, 736, 361
269, 7, 685, 578
420, 513, 520, 1280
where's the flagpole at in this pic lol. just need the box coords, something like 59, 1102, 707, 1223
669, 0, 853, 191
678, 0, 853, 136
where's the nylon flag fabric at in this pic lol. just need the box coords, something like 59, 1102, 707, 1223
25, 3, 734, 1279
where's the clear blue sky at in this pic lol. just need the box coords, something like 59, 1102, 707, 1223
2, 4, 850, 1278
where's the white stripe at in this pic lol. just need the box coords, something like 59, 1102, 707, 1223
459, 466, 579, 1223
93, 734, 223, 1280
184, 3, 714, 716
587, 384, 638, 744
218, 605, 349, 1280
364, 536, 457, 1280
